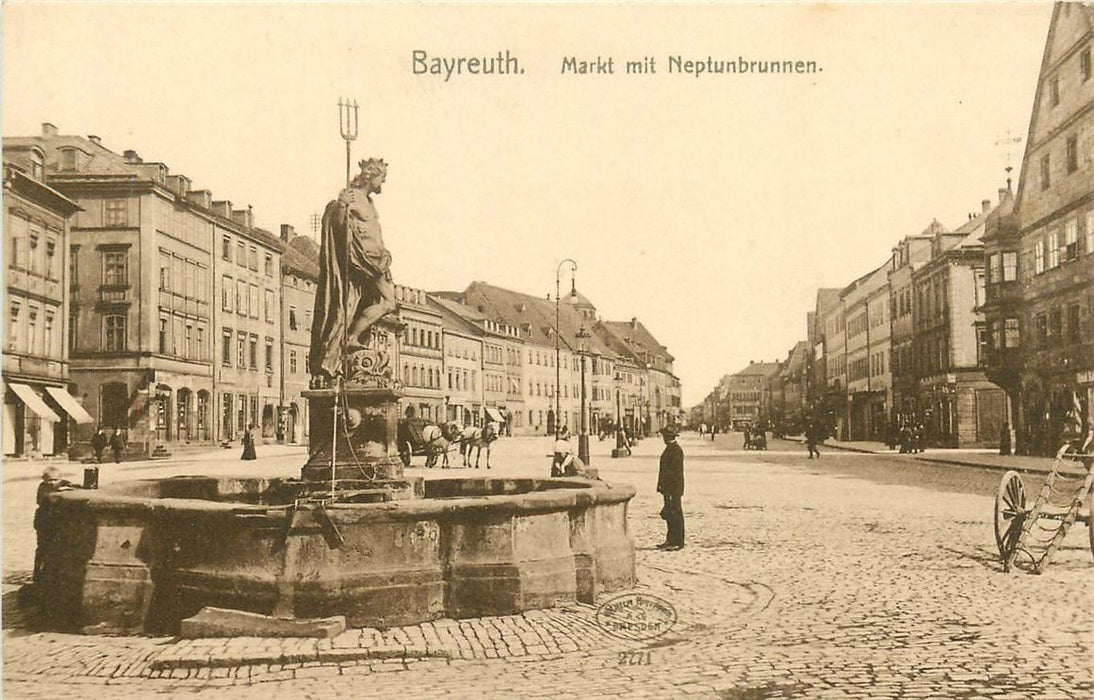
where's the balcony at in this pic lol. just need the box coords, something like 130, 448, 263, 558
98, 285, 131, 305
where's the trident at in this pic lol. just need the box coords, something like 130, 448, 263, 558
339, 97, 359, 187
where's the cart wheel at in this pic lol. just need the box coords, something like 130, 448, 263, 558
995, 470, 1026, 562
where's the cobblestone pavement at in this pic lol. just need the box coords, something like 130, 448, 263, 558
4, 435, 1093, 698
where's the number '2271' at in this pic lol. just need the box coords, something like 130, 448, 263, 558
618, 651, 653, 665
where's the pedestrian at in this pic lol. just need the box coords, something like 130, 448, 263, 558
90, 428, 108, 464
552, 426, 572, 477
656, 425, 685, 551
710, 423, 717, 441
34, 466, 75, 583
999, 422, 1012, 456
109, 429, 125, 463
241, 425, 257, 461
805, 419, 821, 459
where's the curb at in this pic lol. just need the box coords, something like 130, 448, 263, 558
149, 645, 451, 671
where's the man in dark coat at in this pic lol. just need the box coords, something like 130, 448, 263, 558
656, 425, 685, 550
109, 430, 125, 463
90, 428, 107, 463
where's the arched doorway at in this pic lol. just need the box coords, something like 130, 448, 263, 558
177, 388, 192, 442
262, 403, 276, 438
286, 403, 299, 444
546, 409, 555, 436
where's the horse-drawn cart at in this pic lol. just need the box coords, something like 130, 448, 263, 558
993, 439, 1094, 573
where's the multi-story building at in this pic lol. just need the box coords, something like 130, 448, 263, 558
723, 361, 781, 429
865, 279, 893, 439
1009, 2, 1094, 454
429, 296, 485, 426
806, 289, 841, 425
912, 202, 1006, 447
821, 290, 848, 438
843, 263, 889, 440
2, 146, 83, 457
601, 317, 680, 434
395, 284, 444, 422
771, 341, 809, 433
212, 211, 285, 445
889, 226, 939, 422
279, 227, 317, 444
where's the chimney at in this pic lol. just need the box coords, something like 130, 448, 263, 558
123, 149, 142, 164
41, 123, 58, 137
998, 187, 1009, 202
981, 199, 991, 214
212, 200, 233, 220
630, 317, 638, 329
231, 207, 254, 230
187, 189, 212, 209
87, 135, 102, 146
280, 224, 295, 242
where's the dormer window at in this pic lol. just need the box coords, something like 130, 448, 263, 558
30, 148, 44, 180
59, 147, 78, 172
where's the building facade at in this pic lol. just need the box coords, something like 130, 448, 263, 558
395, 284, 445, 422
2, 147, 83, 457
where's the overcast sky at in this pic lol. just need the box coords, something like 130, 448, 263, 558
2, 2, 1052, 407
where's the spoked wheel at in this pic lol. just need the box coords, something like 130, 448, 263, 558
995, 470, 1027, 565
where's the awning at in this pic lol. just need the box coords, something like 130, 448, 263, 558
7, 383, 60, 422
485, 407, 506, 423
44, 387, 94, 424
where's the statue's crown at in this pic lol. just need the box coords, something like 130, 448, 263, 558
358, 158, 388, 178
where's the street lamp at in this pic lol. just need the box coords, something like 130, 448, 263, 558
577, 324, 592, 465
555, 259, 577, 439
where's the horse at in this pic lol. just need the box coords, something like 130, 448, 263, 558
421, 421, 463, 468
460, 421, 499, 469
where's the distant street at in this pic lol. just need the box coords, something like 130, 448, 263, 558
4, 434, 1093, 698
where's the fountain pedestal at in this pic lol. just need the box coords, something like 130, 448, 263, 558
300, 386, 420, 500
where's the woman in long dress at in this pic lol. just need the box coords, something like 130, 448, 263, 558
241, 426, 257, 461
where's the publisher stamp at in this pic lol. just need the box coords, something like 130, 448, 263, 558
595, 593, 677, 641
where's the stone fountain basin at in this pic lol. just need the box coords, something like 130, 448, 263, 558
34, 476, 636, 635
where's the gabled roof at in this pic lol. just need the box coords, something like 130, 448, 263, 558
600, 319, 675, 365
731, 361, 782, 379
429, 295, 485, 337
282, 235, 319, 281
461, 281, 616, 357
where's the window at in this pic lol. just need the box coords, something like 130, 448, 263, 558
160, 254, 171, 291
1050, 308, 1063, 341
103, 251, 128, 285
45, 239, 56, 279
264, 254, 273, 276
1037, 313, 1048, 349
1005, 318, 1020, 350
237, 331, 246, 367
1082, 47, 1092, 83
236, 279, 246, 316
288, 306, 298, 331
28, 234, 39, 275
104, 199, 127, 227
222, 328, 232, 366
222, 235, 232, 261
249, 284, 259, 318
1068, 304, 1081, 342
185, 324, 194, 358
265, 337, 273, 371
305, 309, 312, 331
8, 302, 19, 351
249, 334, 258, 370
1067, 135, 1079, 174
236, 241, 246, 266
289, 350, 298, 375
238, 395, 246, 433
1040, 154, 1051, 190
265, 289, 275, 322
159, 317, 168, 353
248, 246, 258, 271
1065, 220, 1078, 261
1088, 211, 1094, 256
1050, 76, 1059, 107
1048, 230, 1060, 269
196, 327, 204, 360
30, 150, 44, 180
1035, 239, 1045, 274
43, 310, 53, 356
1002, 252, 1017, 281
104, 314, 127, 351
222, 276, 233, 311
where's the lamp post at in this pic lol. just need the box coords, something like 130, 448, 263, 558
577, 324, 592, 465
555, 259, 577, 439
